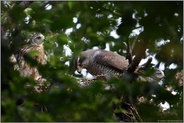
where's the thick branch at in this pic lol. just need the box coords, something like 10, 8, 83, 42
127, 40, 148, 74
124, 40, 132, 64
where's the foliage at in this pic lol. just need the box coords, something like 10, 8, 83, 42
1, 1, 183, 122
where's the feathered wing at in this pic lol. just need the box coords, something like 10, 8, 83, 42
9, 33, 49, 93
10, 44, 47, 81
94, 50, 129, 72
20, 45, 47, 65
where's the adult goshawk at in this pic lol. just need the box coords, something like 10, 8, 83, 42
74, 49, 129, 81
74, 49, 165, 82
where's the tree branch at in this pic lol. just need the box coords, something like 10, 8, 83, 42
127, 41, 147, 74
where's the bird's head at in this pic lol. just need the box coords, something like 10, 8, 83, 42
153, 69, 165, 80
74, 56, 86, 74
28, 33, 45, 45
74, 49, 99, 74
135, 66, 165, 82
74, 53, 86, 73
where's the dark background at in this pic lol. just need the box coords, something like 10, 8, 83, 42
1, 1, 183, 122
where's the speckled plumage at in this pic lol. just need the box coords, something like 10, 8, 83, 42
10, 33, 47, 80
75, 49, 129, 81
10, 33, 48, 93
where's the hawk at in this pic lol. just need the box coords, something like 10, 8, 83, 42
74, 49, 143, 121
74, 49, 165, 122
74, 49, 129, 81
134, 65, 165, 83
10, 33, 48, 93
74, 49, 165, 83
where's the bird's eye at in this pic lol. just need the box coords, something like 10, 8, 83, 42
36, 36, 42, 40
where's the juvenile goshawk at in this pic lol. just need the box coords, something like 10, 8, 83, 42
134, 65, 165, 83
74, 49, 129, 81
10, 33, 48, 92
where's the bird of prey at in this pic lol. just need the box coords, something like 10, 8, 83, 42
74, 49, 165, 83
74, 49, 166, 122
74, 49, 140, 121
9, 33, 48, 93
134, 65, 165, 83
74, 49, 129, 81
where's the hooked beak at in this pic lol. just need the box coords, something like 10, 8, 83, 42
77, 66, 83, 74
74, 56, 83, 74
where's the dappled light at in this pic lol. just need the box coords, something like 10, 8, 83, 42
1, 1, 183, 122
